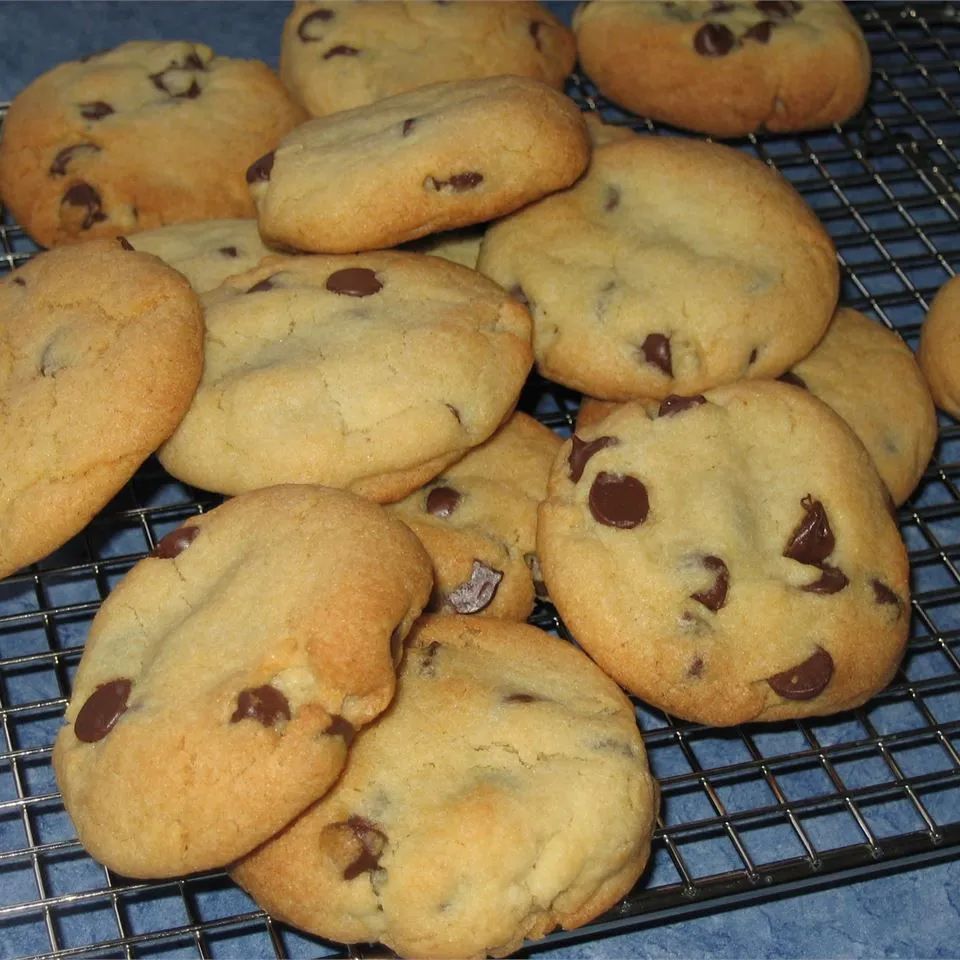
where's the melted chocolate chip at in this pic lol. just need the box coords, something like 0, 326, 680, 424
783, 495, 835, 566
658, 394, 706, 418
446, 561, 503, 614
298, 7, 335, 41
402, 117, 417, 136
767, 646, 833, 700
755, 0, 802, 19
641, 333, 672, 375
323, 44, 359, 60
219, 246, 238, 257
245, 151, 275, 184
426, 486, 460, 518
325, 714, 355, 744
74, 678, 132, 743
117, 236, 134, 251
61, 182, 107, 230
246, 276, 275, 294
425, 172, 483, 192
504, 692, 544, 703
151, 524, 199, 558
802, 564, 849, 594
568, 434, 618, 483
694, 22, 736, 56
342, 816, 387, 880
589, 472, 649, 529
872, 579, 902, 612
325, 267, 383, 297
49, 143, 101, 176
604, 185, 621, 211
691, 555, 729, 612
744, 20, 775, 42
688, 656, 705, 678
79, 101, 113, 120
778, 371, 807, 389
230, 684, 291, 726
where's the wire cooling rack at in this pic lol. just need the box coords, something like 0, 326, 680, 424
1, 3, 959, 958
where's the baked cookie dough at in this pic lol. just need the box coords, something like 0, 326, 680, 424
919, 275, 960, 419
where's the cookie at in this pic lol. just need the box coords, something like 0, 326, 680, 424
388, 412, 561, 621
0, 239, 202, 580
478, 136, 839, 401
919, 275, 960, 419
248, 75, 590, 254
126, 219, 273, 294
280, 1, 576, 117
538, 381, 910, 726
0, 41, 306, 247
53, 484, 433, 878
574, 1, 871, 138
404, 225, 485, 270
232, 615, 658, 959
157, 251, 533, 502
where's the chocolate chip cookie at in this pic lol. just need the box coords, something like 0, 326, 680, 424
0, 41, 306, 247
232, 615, 658, 958
0, 239, 202, 579
281, 1, 576, 117
157, 251, 533, 502
574, 1, 871, 138
53, 484, 433, 878
919, 275, 960, 419
478, 136, 839, 401
539, 381, 909, 726
248, 75, 590, 254
388, 412, 561, 620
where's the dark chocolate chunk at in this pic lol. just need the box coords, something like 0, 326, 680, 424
79, 101, 113, 120
74, 678, 132, 743
219, 246, 238, 258
402, 117, 417, 136
744, 20, 775, 42
325, 267, 383, 297
325, 714, 355, 744
298, 7, 335, 41
426, 486, 461, 518
342, 816, 387, 880
691, 555, 729, 611
50, 143, 101, 176
568, 434, 618, 483
117, 236, 134, 251
246, 276, 275, 294
61, 182, 107, 230
766, 646, 833, 700
755, 0, 802, 19
245, 151, 275, 184
802, 564, 848, 594
446, 561, 503, 614
230, 684, 291, 726
529, 20, 545, 51
688, 656, 704, 678
323, 44, 359, 60
694, 22, 736, 56
658, 394, 706, 418
604, 185, 621, 211
151, 524, 199, 559
783, 495, 835, 566
425, 172, 483, 192
777, 371, 807, 389
872, 579, 902, 612
589, 472, 649, 529
504, 692, 544, 703
641, 333, 672, 375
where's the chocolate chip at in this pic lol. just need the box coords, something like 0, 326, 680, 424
246, 276, 275, 294
219, 246, 238, 258
425, 172, 483, 192
524, 552, 549, 600
297, 7, 335, 41
694, 22, 736, 56
783, 495, 835, 566
604, 185, 621, 212
688, 656, 704, 678
748, 348, 759, 365
117, 236, 134, 251
426, 486, 460, 518
755, 0, 802, 19
325, 714, 355, 744
529, 20, 545, 52
323, 44, 359, 60
182, 51, 206, 70
245, 151, 275, 184
658, 394, 706, 417
641, 333, 672, 376
325, 267, 383, 297
342, 816, 387, 881
802, 564, 848, 594
446, 561, 503, 614
589, 472, 649, 529
767, 646, 833, 700
778, 371, 807, 389
418, 640, 441, 676
79, 101, 113, 120
504, 692, 544, 703
872, 579, 902, 612
61, 183, 107, 230
151, 524, 199, 559
691, 555, 729, 611
49, 143, 101, 176
744, 20, 775, 42
402, 117, 417, 136
568, 435, 618, 483
74, 678, 132, 743
230, 684, 291, 726
510, 285, 530, 308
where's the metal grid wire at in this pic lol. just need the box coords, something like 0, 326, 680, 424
0, 3, 959, 958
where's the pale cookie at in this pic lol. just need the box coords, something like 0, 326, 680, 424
574, 1, 870, 138
478, 136, 839, 401
539, 381, 909, 726
0, 41, 306, 247
53, 484, 433, 878
126, 219, 273, 294
281, 1, 576, 117
919, 275, 960, 419
232, 615, 658, 959
388, 412, 561, 621
157, 252, 533, 502
247, 75, 590, 254
0, 239, 202, 580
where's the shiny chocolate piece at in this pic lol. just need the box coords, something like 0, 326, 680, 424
756, 0, 802, 19
446, 561, 503, 614
219, 246, 238, 257
151, 524, 199, 559
641, 333, 672, 375
230, 684, 291, 726
744, 20, 775, 42
74, 678, 132, 743
323, 44, 359, 60
49, 143, 101, 176
246, 276, 275, 294
325, 714, 355, 744
783, 495, 835, 565
298, 7, 335, 40
604, 185, 621, 212
425, 172, 483, 192
61, 183, 107, 230
568, 434, 618, 483
658, 394, 706, 418
402, 117, 417, 136
79, 101, 114, 120
245, 151, 275, 184
691, 555, 729, 612
117, 236, 134, 251
872, 579, 903, 612
802, 564, 849, 594
342, 816, 387, 881
589, 471, 649, 529
325, 266, 383, 297
777, 370, 807, 389
694, 22, 736, 56
766, 646, 833, 700
426, 485, 461, 518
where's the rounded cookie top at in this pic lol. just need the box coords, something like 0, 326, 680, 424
126, 219, 273, 294
573, 1, 870, 137
232, 615, 658, 959
248, 75, 590, 253
538, 381, 909, 726
388, 412, 561, 620
919, 275, 960, 419
478, 136, 839, 401
157, 251, 533, 501
281, 0, 576, 117
53, 484, 433, 878
0, 239, 202, 579
0, 41, 306, 247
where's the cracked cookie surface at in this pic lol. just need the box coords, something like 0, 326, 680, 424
919, 275, 960, 420
0, 239, 202, 579
539, 380, 909, 726
157, 251, 533, 501
232, 614, 658, 959
53, 484, 433, 878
